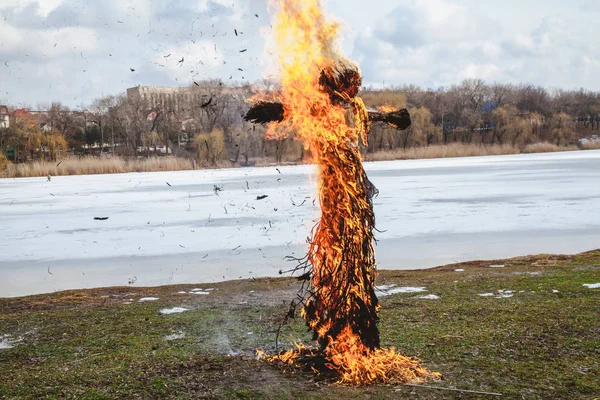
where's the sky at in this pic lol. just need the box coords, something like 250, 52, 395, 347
0, 0, 599, 108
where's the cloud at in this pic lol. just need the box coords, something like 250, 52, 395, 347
0, 0, 267, 107
2, 0, 600, 108
580, 0, 600, 12
352, 0, 600, 91
352, 0, 501, 88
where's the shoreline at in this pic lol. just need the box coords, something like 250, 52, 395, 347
3, 250, 592, 301
3, 146, 598, 180
1, 250, 599, 399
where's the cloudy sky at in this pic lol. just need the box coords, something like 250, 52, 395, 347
1, 0, 599, 108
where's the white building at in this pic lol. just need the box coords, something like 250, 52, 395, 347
0, 105, 9, 129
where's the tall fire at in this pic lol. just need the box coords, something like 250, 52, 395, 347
246, 0, 440, 385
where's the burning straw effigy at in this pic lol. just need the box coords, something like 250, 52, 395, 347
246, 0, 440, 385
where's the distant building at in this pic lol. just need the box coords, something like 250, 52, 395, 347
0, 105, 9, 129
127, 86, 201, 113
12, 108, 38, 130
126, 85, 245, 113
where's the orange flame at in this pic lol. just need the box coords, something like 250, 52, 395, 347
257, 0, 440, 385
377, 105, 397, 113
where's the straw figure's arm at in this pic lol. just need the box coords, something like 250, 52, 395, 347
244, 101, 411, 131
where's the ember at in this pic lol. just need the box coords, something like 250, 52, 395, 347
248, 0, 440, 385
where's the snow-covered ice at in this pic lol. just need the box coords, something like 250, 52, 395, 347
160, 307, 189, 315
3, 151, 600, 297
583, 283, 600, 289
138, 297, 159, 302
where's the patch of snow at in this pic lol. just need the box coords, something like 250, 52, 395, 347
247, 332, 253, 335
378, 285, 427, 297
177, 291, 187, 294
205, 288, 216, 291
160, 307, 189, 315
164, 332, 186, 341
455, 269, 465, 272
0, 335, 20, 350
377, 284, 396, 291
583, 283, 600, 289
490, 264, 505, 268
415, 294, 440, 300
191, 292, 210, 295
191, 288, 205, 292
552, 290, 560, 294
138, 297, 159, 302
479, 293, 495, 297
528, 272, 542, 275
495, 290, 514, 298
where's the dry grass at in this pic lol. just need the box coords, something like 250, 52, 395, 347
2, 142, 594, 178
522, 142, 578, 154
0, 156, 233, 178
0, 151, 9, 173
364, 143, 520, 162
580, 141, 600, 150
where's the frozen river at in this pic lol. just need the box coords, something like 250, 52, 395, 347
2, 150, 600, 297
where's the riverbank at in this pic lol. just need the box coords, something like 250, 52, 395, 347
3, 142, 594, 179
1, 250, 599, 399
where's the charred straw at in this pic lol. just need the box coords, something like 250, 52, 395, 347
244, 101, 285, 124
368, 108, 412, 130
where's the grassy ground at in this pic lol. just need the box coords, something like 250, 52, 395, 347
1, 251, 599, 399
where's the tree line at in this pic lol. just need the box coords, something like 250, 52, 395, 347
362, 79, 600, 152
1, 78, 599, 166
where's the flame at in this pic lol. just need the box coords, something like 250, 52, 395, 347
377, 105, 397, 113
257, 0, 440, 385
